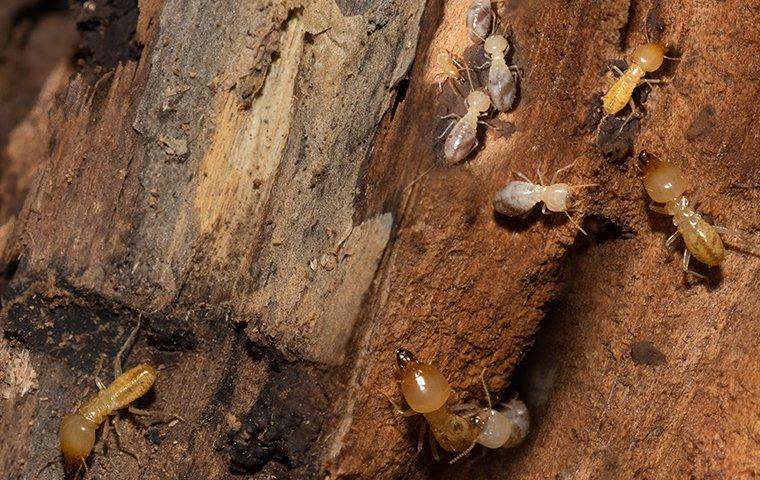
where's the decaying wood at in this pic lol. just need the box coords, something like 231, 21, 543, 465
0, 0, 757, 479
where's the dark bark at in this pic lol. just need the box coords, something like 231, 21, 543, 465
0, 0, 758, 479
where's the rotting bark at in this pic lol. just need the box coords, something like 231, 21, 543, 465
0, 1, 758, 479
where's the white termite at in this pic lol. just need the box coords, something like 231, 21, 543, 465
481, 34, 519, 112
449, 371, 530, 464
466, 0, 494, 43
492, 163, 597, 234
440, 90, 492, 164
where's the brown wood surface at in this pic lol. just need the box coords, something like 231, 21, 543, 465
0, 0, 757, 479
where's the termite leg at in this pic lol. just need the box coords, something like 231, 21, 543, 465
95, 377, 107, 391
665, 231, 681, 250
416, 422, 427, 454
127, 405, 185, 425
641, 78, 667, 87
114, 314, 142, 377
384, 392, 418, 417
478, 119, 502, 132
609, 65, 625, 77
564, 211, 588, 236
428, 427, 441, 461
536, 162, 546, 185
515, 171, 532, 184
451, 403, 480, 412
111, 415, 140, 465
549, 162, 575, 184
648, 202, 668, 215
437, 119, 457, 140
475, 59, 491, 70
682, 249, 707, 280
618, 99, 641, 132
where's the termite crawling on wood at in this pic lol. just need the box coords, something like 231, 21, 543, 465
390, 348, 529, 463
602, 42, 675, 120
440, 90, 492, 164
492, 163, 597, 234
481, 33, 519, 112
639, 151, 733, 279
466, 0, 494, 43
57, 317, 161, 474
433, 50, 468, 93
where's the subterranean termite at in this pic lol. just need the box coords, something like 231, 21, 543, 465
639, 151, 736, 279
492, 163, 597, 234
59, 318, 157, 473
465, 0, 494, 43
433, 50, 468, 93
390, 348, 529, 463
602, 42, 674, 120
440, 90, 492, 164
481, 33, 519, 112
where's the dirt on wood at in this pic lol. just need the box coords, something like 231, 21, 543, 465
0, 0, 757, 479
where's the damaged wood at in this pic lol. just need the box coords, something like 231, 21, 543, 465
0, 0, 757, 479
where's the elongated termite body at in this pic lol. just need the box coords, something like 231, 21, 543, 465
640, 152, 726, 277
443, 90, 491, 164
492, 163, 596, 234
602, 43, 666, 116
60, 364, 157, 469
392, 349, 529, 462
466, 0, 493, 43
483, 34, 518, 111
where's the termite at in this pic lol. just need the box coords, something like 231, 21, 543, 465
433, 50, 468, 93
59, 318, 158, 473
440, 89, 492, 164
465, 0, 493, 43
390, 348, 529, 463
602, 42, 672, 119
639, 151, 729, 279
492, 163, 597, 234
481, 33, 519, 111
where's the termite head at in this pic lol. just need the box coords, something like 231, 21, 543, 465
639, 151, 687, 203
542, 183, 571, 212
484, 34, 508, 56
632, 42, 665, 72
467, 90, 491, 113
395, 348, 451, 413
475, 408, 513, 449
60, 413, 97, 470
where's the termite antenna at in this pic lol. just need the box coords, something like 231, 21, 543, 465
113, 314, 142, 377
449, 442, 477, 464
405, 164, 437, 191
480, 369, 492, 409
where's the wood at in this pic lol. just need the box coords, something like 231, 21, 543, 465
0, 0, 757, 479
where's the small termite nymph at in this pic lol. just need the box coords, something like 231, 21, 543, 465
602, 42, 672, 118
57, 318, 164, 474
639, 151, 727, 279
481, 33, 519, 111
440, 90, 492, 164
492, 163, 597, 234
433, 50, 466, 92
465, 0, 494, 43
389, 348, 529, 463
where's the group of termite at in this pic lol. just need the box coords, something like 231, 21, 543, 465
46, 1, 751, 477
390, 0, 750, 467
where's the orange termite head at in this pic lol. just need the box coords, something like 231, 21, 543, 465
631, 42, 665, 72
639, 151, 687, 203
60, 413, 97, 470
395, 348, 451, 413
